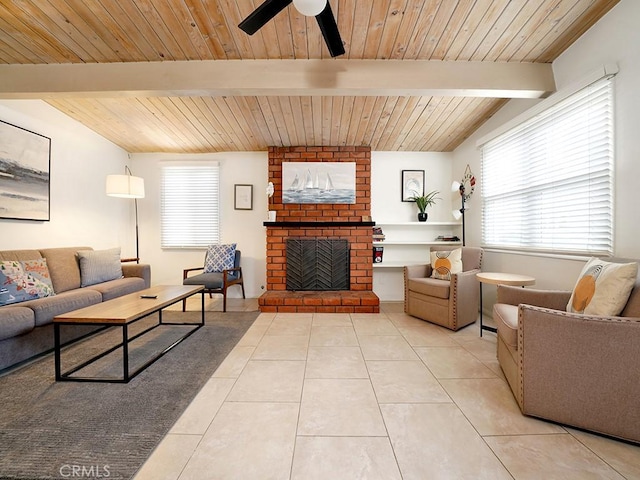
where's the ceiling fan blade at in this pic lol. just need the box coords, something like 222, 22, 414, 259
315, 2, 345, 57
238, 0, 293, 35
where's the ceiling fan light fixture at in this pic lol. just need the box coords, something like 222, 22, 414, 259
293, 0, 327, 16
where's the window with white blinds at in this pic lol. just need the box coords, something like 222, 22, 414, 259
481, 76, 614, 256
161, 163, 220, 248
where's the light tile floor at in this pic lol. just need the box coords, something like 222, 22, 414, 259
135, 300, 640, 480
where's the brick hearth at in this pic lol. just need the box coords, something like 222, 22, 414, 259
258, 290, 380, 313
260, 146, 380, 313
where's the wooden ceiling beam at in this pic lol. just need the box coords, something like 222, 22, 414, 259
0, 59, 555, 99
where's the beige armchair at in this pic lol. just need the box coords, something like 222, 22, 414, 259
493, 263, 640, 444
404, 246, 483, 331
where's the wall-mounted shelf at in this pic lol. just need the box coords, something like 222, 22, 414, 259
371, 221, 463, 276
375, 221, 461, 227
373, 261, 427, 269
373, 241, 462, 246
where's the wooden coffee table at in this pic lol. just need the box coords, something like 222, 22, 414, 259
54, 285, 205, 383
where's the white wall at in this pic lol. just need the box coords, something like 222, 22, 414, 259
131, 152, 268, 298
453, 0, 640, 310
372, 151, 456, 223
371, 151, 456, 300
0, 100, 131, 252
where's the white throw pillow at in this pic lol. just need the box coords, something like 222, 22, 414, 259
77, 248, 123, 287
430, 248, 463, 281
566, 257, 638, 316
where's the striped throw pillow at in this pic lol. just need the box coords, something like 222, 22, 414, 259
77, 248, 123, 287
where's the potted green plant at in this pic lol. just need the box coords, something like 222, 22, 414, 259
411, 190, 440, 222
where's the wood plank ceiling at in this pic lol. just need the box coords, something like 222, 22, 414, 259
0, 0, 619, 153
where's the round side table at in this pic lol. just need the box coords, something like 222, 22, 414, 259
476, 272, 536, 336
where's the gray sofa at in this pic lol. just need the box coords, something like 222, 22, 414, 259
0, 246, 151, 372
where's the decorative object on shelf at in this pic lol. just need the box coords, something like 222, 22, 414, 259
266, 181, 275, 221
401, 169, 424, 202
373, 246, 384, 263
372, 226, 385, 241
411, 190, 440, 222
452, 164, 475, 246
0, 120, 51, 221
106, 166, 145, 263
234, 184, 253, 210
435, 235, 460, 242
282, 161, 355, 204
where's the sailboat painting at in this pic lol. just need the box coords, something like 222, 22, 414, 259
282, 162, 356, 204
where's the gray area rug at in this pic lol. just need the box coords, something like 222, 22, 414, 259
0, 310, 258, 480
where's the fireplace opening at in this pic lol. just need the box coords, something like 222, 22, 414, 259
286, 238, 350, 291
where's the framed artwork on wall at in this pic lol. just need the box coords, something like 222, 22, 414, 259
401, 170, 424, 202
0, 120, 51, 221
282, 161, 356, 204
234, 184, 253, 210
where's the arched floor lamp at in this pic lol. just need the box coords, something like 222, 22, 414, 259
106, 166, 145, 263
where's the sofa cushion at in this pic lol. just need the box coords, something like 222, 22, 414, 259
77, 248, 123, 287
21, 289, 102, 327
0, 307, 35, 341
430, 248, 462, 280
85, 277, 146, 302
0, 250, 42, 262
204, 243, 236, 273
567, 257, 638, 316
495, 303, 519, 348
40, 247, 91, 293
407, 277, 450, 299
0, 260, 55, 306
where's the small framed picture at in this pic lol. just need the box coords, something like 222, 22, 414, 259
401, 170, 424, 202
234, 184, 253, 210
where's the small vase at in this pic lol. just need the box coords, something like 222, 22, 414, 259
268, 210, 277, 222
417, 212, 428, 222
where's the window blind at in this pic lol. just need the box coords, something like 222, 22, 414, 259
481, 76, 614, 255
161, 163, 220, 248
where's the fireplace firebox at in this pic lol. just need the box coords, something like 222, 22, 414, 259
286, 238, 350, 291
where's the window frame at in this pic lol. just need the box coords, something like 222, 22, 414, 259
160, 161, 221, 249
479, 74, 615, 257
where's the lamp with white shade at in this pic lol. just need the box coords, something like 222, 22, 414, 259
106, 166, 145, 263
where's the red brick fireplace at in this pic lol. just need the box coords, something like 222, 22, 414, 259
258, 146, 380, 313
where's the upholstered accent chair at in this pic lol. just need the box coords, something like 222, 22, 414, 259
493, 258, 640, 444
182, 249, 245, 312
404, 246, 483, 331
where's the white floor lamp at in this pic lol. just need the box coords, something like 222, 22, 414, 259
106, 166, 145, 263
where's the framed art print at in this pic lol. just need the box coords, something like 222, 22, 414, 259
234, 184, 253, 210
0, 120, 51, 221
401, 170, 424, 202
282, 162, 356, 204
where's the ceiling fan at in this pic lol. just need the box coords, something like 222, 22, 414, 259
238, 0, 346, 57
